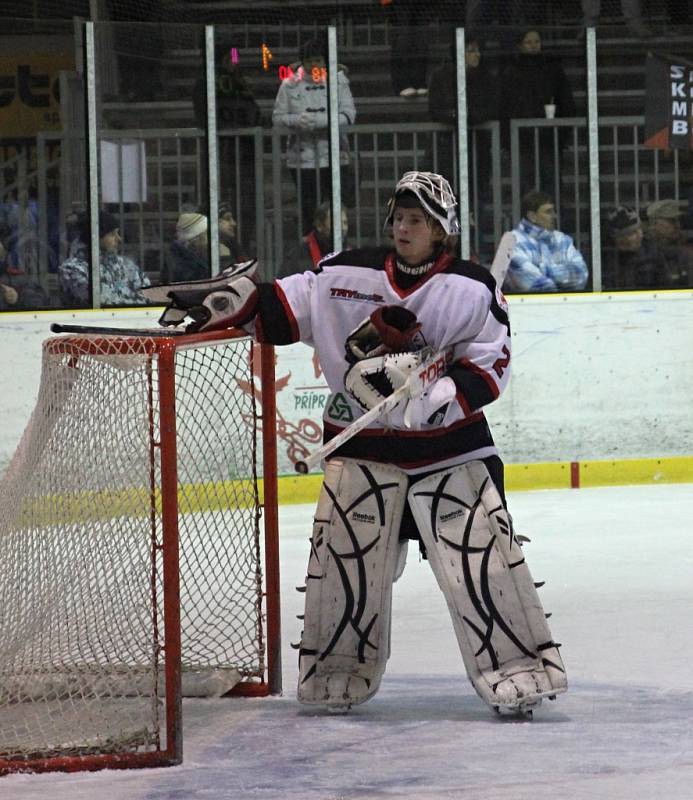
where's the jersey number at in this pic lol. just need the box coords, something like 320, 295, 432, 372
492, 346, 510, 378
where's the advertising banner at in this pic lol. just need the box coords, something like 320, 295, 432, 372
644, 53, 693, 150
0, 54, 74, 140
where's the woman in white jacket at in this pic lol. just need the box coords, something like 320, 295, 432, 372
272, 38, 356, 234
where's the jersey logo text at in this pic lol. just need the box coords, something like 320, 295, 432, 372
330, 287, 384, 303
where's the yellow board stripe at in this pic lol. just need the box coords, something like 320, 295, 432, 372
11, 456, 692, 526
268, 455, 693, 504
577, 456, 693, 488
15, 481, 259, 527
504, 462, 573, 491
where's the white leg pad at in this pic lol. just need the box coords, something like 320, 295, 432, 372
297, 458, 408, 710
408, 461, 567, 712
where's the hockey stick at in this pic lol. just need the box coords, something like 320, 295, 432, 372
50, 323, 188, 337
294, 345, 453, 474
488, 231, 515, 286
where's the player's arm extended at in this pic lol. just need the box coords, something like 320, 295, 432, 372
141, 262, 315, 344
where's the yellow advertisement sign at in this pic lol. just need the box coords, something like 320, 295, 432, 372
0, 53, 75, 139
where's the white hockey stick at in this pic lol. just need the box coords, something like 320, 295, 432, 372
51, 323, 187, 337
488, 231, 515, 286
294, 345, 453, 474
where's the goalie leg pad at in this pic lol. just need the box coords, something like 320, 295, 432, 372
297, 458, 408, 710
408, 461, 567, 712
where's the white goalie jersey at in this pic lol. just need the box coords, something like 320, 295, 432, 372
260, 246, 511, 474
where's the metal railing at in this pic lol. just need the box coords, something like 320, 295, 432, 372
509, 114, 681, 259
26, 114, 684, 290
30, 121, 502, 282
4, 22, 693, 308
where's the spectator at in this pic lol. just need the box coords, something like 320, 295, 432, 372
58, 210, 150, 307
193, 49, 261, 248
644, 200, 693, 286
579, 1, 654, 38
0, 188, 59, 277
427, 38, 498, 179
604, 205, 667, 289
504, 190, 588, 292
646, 199, 689, 248
0, 239, 50, 310
499, 29, 576, 194
218, 203, 247, 264
388, 0, 429, 97
272, 38, 356, 235
0, 282, 18, 311
166, 213, 215, 282
279, 202, 349, 276
0, 240, 19, 311
0, 221, 50, 310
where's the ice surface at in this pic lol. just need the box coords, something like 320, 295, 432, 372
4, 484, 693, 799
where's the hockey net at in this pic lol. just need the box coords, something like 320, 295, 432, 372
0, 328, 279, 774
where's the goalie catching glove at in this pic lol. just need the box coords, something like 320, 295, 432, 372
141, 259, 259, 332
345, 306, 422, 363
344, 350, 457, 430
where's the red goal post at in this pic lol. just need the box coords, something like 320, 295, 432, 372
0, 328, 280, 774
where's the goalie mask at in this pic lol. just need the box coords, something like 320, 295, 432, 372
384, 171, 460, 236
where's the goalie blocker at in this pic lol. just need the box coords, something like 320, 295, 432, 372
297, 457, 566, 714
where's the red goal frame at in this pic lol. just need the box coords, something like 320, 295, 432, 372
0, 329, 280, 775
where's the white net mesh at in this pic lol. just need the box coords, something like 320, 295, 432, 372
0, 332, 264, 766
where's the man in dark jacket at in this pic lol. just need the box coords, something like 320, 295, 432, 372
500, 29, 576, 194
603, 205, 690, 290
279, 202, 349, 277
427, 37, 498, 180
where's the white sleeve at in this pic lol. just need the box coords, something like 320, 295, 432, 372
272, 81, 300, 128
437, 281, 512, 419
274, 270, 317, 346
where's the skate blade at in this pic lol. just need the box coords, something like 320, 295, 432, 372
494, 702, 539, 719
326, 703, 352, 715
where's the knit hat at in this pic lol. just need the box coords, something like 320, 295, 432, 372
646, 199, 682, 220
607, 206, 641, 239
176, 213, 208, 242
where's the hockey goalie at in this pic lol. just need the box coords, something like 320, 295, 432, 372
143, 170, 568, 717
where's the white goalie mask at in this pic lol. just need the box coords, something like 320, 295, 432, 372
384, 171, 461, 236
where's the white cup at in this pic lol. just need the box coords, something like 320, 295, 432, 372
544, 104, 556, 119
